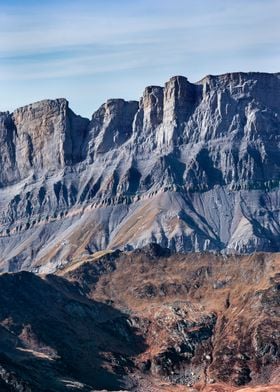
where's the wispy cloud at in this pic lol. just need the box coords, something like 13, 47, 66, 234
0, 0, 279, 115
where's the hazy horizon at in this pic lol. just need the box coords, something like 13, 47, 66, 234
1, 0, 279, 117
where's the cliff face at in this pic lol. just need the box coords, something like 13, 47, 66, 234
0, 99, 89, 185
0, 72, 280, 272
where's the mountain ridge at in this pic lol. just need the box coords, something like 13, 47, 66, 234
0, 247, 279, 391
0, 71, 280, 272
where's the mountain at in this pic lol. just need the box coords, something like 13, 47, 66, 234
0, 72, 280, 272
0, 247, 279, 391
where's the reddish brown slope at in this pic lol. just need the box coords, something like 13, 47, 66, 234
64, 245, 280, 391
0, 246, 279, 391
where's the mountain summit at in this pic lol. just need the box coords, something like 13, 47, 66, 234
0, 72, 280, 272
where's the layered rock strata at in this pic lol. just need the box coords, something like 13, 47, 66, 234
0, 72, 279, 271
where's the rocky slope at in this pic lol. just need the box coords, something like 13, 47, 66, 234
0, 72, 280, 272
0, 269, 144, 391
0, 247, 279, 391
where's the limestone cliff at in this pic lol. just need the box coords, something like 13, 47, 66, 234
0, 72, 280, 272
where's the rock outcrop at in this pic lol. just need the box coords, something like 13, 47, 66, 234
0, 72, 280, 272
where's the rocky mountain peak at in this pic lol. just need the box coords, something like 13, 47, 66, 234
88, 98, 138, 157
0, 72, 280, 272
0, 99, 89, 187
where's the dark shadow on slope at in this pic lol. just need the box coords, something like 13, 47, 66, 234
0, 271, 146, 391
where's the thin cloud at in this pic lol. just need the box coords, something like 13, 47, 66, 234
0, 0, 279, 115
1, 1, 278, 55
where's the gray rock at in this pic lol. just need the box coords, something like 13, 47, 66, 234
0, 72, 280, 272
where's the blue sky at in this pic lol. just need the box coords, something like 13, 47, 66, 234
1, 0, 279, 117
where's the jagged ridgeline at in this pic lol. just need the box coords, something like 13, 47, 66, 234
0, 72, 279, 272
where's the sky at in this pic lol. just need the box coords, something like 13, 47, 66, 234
1, 0, 279, 118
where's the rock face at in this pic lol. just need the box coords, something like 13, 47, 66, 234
0, 72, 280, 272
1, 99, 89, 185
